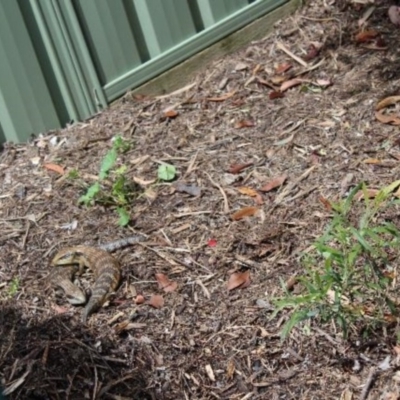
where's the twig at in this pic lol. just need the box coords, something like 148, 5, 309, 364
174, 211, 212, 218
294, 58, 325, 77
21, 220, 31, 249
66, 368, 79, 400
275, 165, 317, 204
155, 82, 197, 100
359, 367, 377, 400
92, 364, 98, 400
276, 42, 308, 67
205, 172, 230, 213
184, 151, 199, 177
98, 373, 136, 398
285, 185, 318, 203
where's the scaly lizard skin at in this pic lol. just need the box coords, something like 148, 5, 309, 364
50, 234, 146, 323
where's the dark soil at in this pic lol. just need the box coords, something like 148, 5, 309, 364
2, 0, 400, 399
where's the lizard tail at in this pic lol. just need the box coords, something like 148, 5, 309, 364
82, 270, 120, 324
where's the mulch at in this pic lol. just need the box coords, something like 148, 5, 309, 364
2, 0, 400, 398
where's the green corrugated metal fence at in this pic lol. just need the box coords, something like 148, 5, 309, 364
0, 0, 289, 143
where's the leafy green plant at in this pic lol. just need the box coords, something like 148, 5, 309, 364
78, 135, 137, 226
157, 164, 176, 181
273, 182, 400, 340
67, 168, 79, 179
8, 278, 19, 297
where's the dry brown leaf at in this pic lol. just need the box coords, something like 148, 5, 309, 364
163, 109, 179, 118
363, 158, 381, 164
207, 91, 236, 102
355, 189, 379, 201
275, 63, 292, 74
254, 193, 264, 205
227, 270, 251, 291
234, 120, 255, 129
256, 77, 276, 89
303, 44, 320, 61
147, 294, 164, 309
52, 305, 69, 314
231, 206, 259, 221
44, 163, 65, 175
269, 91, 285, 100
375, 111, 400, 125
260, 175, 287, 192
135, 295, 145, 304
237, 186, 258, 197
319, 196, 332, 211
376, 96, 400, 111
228, 162, 253, 174
155, 273, 178, 293
355, 29, 378, 43
270, 76, 287, 85
280, 79, 303, 92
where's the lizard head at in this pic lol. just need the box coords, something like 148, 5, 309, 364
51, 248, 84, 267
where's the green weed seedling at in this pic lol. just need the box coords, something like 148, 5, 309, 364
157, 163, 176, 182
78, 135, 137, 226
7, 278, 19, 298
273, 182, 400, 340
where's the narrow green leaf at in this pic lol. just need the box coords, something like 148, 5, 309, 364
99, 148, 117, 180
350, 227, 373, 252
343, 182, 364, 215
117, 207, 130, 226
79, 182, 100, 205
380, 180, 400, 196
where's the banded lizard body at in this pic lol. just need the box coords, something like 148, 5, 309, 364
49, 234, 146, 323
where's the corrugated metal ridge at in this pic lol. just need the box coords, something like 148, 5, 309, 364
104, 0, 288, 100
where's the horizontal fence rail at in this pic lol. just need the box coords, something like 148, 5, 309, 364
0, 0, 288, 143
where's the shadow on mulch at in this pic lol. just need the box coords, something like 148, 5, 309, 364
0, 303, 155, 400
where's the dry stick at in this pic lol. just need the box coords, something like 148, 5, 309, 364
285, 185, 318, 203
21, 220, 31, 249
139, 243, 181, 267
294, 58, 325, 77
184, 151, 199, 178
359, 366, 377, 400
98, 373, 136, 398
92, 364, 98, 400
276, 42, 308, 67
205, 172, 230, 213
66, 368, 79, 400
275, 165, 317, 204
196, 279, 211, 299
3, 361, 34, 395
155, 82, 197, 100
